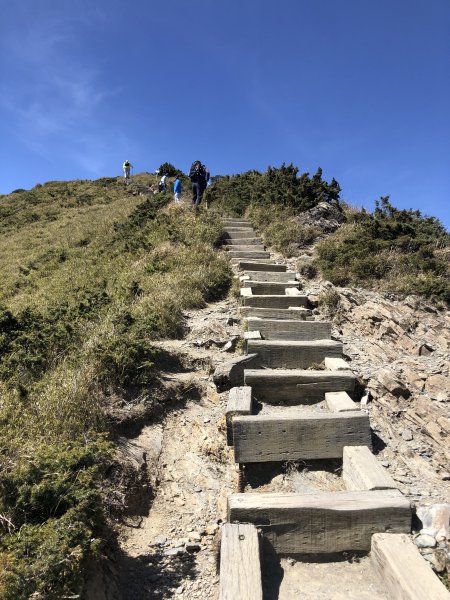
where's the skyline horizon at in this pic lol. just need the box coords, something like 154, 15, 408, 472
1, 0, 449, 228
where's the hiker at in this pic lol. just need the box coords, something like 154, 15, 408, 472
122, 160, 133, 180
173, 175, 182, 203
158, 173, 167, 192
189, 160, 208, 206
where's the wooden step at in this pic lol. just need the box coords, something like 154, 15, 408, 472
226, 245, 266, 252
223, 229, 257, 238
228, 251, 271, 259
371, 533, 450, 600
227, 490, 411, 554
223, 227, 255, 234
223, 218, 251, 223
240, 306, 313, 320
232, 411, 371, 462
242, 281, 298, 295
246, 318, 331, 341
244, 369, 355, 403
223, 222, 252, 228
225, 238, 263, 245
242, 295, 308, 308
219, 524, 263, 600
242, 271, 297, 282
246, 339, 342, 368
238, 261, 286, 272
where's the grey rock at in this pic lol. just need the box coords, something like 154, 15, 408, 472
153, 534, 168, 546
186, 542, 201, 552
401, 428, 413, 441
164, 547, 185, 557
415, 534, 437, 548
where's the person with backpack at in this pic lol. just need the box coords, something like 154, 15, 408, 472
189, 160, 208, 206
122, 160, 133, 181
158, 173, 168, 192
173, 175, 182, 203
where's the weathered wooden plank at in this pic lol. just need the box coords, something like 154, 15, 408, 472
238, 261, 286, 271
285, 287, 302, 296
228, 251, 271, 259
242, 271, 297, 282
233, 412, 371, 462
246, 318, 331, 341
228, 490, 411, 554
325, 391, 360, 412
371, 533, 450, 600
223, 228, 255, 235
242, 295, 308, 308
244, 330, 261, 340
225, 238, 263, 245
226, 244, 266, 251
224, 230, 257, 238
226, 386, 252, 445
213, 354, 261, 391
219, 523, 263, 600
343, 446, 397, 491
242, 281, 299, 295
325, 357, 352, 371
244, 369, 355, 403
246, 339, 342, 369
240, 306, 313, 320
240, 287, 253, 297
223, 218, 251, 223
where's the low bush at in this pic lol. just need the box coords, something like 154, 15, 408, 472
206, 164, 341, 216
318, 197, 450, 302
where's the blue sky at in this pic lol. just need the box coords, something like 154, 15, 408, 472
1, 0, 449, 227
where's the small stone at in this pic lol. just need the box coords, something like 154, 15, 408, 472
186, 542, 201, 553
153, 534, 168, 546
203, 417, 210, 423
420, 528, 438, 537
193, 486, 202, 493
441, 473, 450, 481
381, 461, 390, 468
401, 428, 413, 441
431, 549, 448, 573
176, 585, 184, 594
415, 534, 437, 548
205, 524, 218, 535
190, 532, 202, 542
164, 547, 185, 557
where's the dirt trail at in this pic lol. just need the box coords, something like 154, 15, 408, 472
116, 298, 240, 599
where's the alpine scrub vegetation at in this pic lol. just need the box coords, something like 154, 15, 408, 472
317, 197, 450, 303
0, 174, 231, 598
207, 163, 340, 216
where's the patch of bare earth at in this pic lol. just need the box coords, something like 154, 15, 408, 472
113, 299, 242, 600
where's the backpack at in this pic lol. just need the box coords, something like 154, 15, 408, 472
124, 161, 130, 167
189, 161, 206, 183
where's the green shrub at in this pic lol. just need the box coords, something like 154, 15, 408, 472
206, 164, 341, 216
318, 197, 450, 302
0, 439, 111, 600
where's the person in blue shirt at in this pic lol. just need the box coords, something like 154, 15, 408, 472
173, 176, 182, 203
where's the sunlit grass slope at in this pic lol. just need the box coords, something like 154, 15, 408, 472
0, 174, 231, 599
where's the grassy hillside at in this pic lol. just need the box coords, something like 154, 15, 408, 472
0, 174, 231, 598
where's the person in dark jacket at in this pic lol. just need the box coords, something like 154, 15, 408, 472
189, 160, 208, 206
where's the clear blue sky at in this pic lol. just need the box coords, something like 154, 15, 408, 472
1, 0, 449, 227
